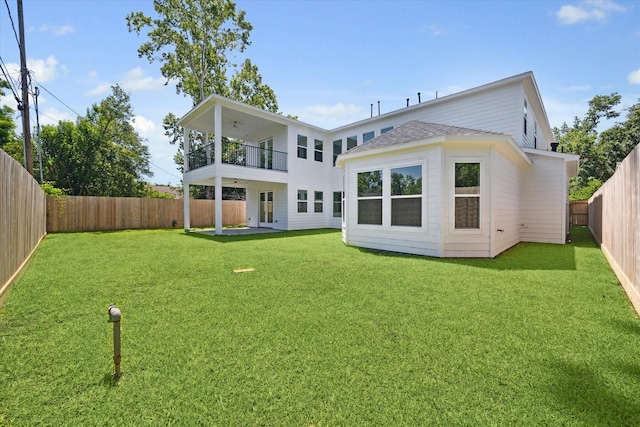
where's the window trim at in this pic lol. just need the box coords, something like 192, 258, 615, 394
449, 158, 484, 234
390, 164, 422, 227
357, 169, 383, 225
314, 191, 323, 213
297, 135, 307, 159
297, 189, 308, 213
333, 191, 342, 218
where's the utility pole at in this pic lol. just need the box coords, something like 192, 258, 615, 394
17, 0, 33, 175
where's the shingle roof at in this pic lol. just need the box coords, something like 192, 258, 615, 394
345, 121, 502, 155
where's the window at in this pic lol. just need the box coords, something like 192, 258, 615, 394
297, 190, 307, 213
297, 135, 307, 159
357, 170, 382, 225
333, 191, 342, 218
523, 100, 528, 136
347, 135, 357, 150
314, 139, 323, 162
381, 126, 394, 134
363, 131, 375, 143
391, 165, 422, 227
333, 139, 342, 166
314, 191, 323, 213
454, 163, 480, 229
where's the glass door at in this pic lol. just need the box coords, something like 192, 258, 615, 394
259, 138, 273, 169
259, 191, 274, 227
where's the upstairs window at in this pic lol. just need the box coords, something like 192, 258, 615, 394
314, 139, 323, 162
523, 100, 528, 136
297, 135, 307, 159
454, 163, 480, 229
357, 170, 383, 225
333, 139, 342, 166
347, 135, 357, 150
381, 126, 394, 134
363, 131, 375, 143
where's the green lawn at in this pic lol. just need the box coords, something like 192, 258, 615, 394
1, 227, 639, 426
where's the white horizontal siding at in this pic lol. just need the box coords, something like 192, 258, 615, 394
520, 153, 566, 243
343, 146, 442, 256
491, 149, 522, 256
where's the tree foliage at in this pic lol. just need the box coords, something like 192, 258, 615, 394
553, 93, 640, 200
0, 79, 23, 161
39, 86, 152, 196
127, 0, 278, 199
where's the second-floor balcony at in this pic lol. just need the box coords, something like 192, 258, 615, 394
188, 140, 288, 172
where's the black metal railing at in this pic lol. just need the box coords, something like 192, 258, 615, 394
187, 141, 287, 172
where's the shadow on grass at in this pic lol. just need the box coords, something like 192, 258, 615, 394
359, 227, 599, 271
182, 228, 338, 243
100, 372, 120, 389
547, 360, 640, 425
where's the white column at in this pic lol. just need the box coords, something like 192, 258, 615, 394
183, 127, 191, 231
214, 103, 223, 235
215, 176, 223, 235
184, 183, 191, 231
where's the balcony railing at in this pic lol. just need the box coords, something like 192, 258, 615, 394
187, 141, 288, 172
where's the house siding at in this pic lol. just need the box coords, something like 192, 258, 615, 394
343, 146, 441, 257
491, 149, 522, 256
521, 152, 566, 243
442, 146, 492, 258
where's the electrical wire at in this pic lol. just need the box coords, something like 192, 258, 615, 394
33, 78, 82, 117
150, 161, 182, 180
3, 0, 20, 49
0, 56, 21, 104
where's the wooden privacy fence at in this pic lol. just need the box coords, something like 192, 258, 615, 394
46, 196, 246, 232
588, 144, 639, 315
1, 150, 46, 302
569, 201, 588, 226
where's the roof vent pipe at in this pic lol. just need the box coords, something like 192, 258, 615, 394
378, 101, 380, 116
436, 91, 438, 99
370, 103, 373, 118
418, 92, 421, 103
406, 98, 410, 107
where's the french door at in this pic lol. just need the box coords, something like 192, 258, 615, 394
259, 191, 274, 227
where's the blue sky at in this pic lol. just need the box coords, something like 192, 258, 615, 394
1, 0, 639, 185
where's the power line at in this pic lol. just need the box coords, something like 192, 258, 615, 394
0, 56, 20, 103
34, 78, 82, 117
150, 161, 182, 180
3, 0, 20, 49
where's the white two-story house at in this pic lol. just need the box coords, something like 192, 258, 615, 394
178, 71, 578, 257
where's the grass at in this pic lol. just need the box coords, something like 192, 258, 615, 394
1, 227, 639, 425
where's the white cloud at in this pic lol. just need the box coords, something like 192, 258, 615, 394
560, 84, 592, 92
39, 107, 74, 126
627, 68, 640, 85
85, 83, 112, 97
556, 0, 627, 24
130, 115, 156, 136
38, 24, 75, 36
121, 67, 167, 92
4, 55, 60, 83
28, 55, 60, 82
305, 103, 361, 117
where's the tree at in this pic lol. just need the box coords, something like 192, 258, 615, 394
39, 85, 152, 196
553, 93, 640, 200
127, 0, 278, 198
0, 79, 23, 162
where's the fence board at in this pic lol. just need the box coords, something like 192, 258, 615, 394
46, 196, 245, 232
589, 144, 640, 315
0, 150, 46, 302
569, 201, 589, 226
